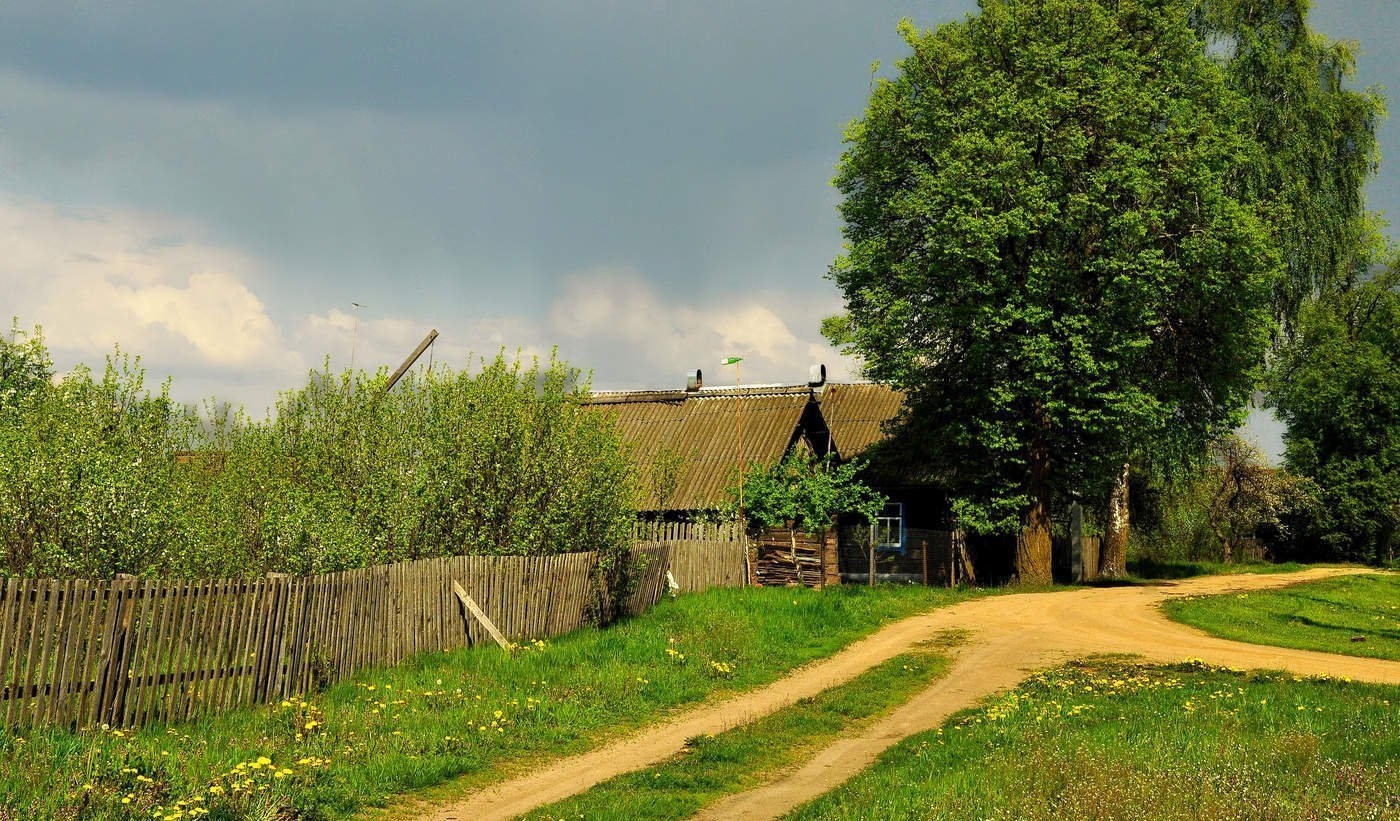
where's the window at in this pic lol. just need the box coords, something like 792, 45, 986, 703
874, 503, 904, 552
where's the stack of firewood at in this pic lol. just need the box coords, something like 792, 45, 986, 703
750, 529, 829, 588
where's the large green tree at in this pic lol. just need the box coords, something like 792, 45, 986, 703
1192, 0, 1384, 326
1098, 0, 1383, 576
1267, 250, 1400, 564
825, 0, 1278, 582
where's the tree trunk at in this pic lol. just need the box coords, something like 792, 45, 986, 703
1017, 414, 1054, 585
1100, 461, 1130, 578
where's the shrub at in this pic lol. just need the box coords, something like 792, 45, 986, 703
0, 336, 639, 585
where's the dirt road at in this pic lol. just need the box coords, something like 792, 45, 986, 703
417, 568, 1400, 821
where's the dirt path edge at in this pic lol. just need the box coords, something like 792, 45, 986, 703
414, 568, 1400, 821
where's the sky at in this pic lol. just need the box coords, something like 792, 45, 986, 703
2, 1, 1397, 456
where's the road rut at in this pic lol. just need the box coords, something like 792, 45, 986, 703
415, 568, 1400, 821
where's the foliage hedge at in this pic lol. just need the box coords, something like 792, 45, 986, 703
0, 326, 639, 581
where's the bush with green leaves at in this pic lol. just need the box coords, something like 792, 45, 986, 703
0, 332, 640, 585
0, 347, 194, 577
722, 452, 886, 534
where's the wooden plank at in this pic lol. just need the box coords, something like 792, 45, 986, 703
240, 574, 267, 703
353, 570, 368, 671
507, 558, 520, 640
0, 579, 17, 726
165, 579, 199, 723
285, 578, 310, 696
120, 579, 154, 728
0, 580, 12, 716
334, 571, 350, 677
134, 579, 166, 727
210, 578, 240, 715
76, 581, 110, 727
136, 579, 174, 727
13, 579, 40, 725
24, 579, 54, 726
351, 569, 365, 675
426, 561, 439, 654
49, 579, 85, 725
371, 565, 382, 665
3, 579, 32, 727
154, 580, 186, 724
334, 571, 350, 676
306, 574, 325, 691
389, 562, 402, 663
452, 580, 509, 650
51, 580, 86, 726
533, 556, 548, 639
186, 579, 221, 719
124, 580, 154, 728
193, 578, 223, 716
34, 579, 67, 726
275, 578, 300, 699
254, 577, 281, 703
98, 578, 136, 727
20, 579, 54, 726
271, 571, 294, 694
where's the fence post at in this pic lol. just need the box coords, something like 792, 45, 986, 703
868, 523, 876, 587
1070, 502, 1085, 584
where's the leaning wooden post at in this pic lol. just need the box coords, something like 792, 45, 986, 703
452, 580, 510, 651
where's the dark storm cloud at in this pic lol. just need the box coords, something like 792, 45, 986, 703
0, 1, 952, 315
0, 0, 1394, 426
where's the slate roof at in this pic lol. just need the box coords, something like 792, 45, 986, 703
587, 381, 907, 512
587, 386, 813, 511
819, 382, 905, 460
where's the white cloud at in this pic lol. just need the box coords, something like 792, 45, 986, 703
0, 198, 299, 377
548, 266, 858, 387
0, 199, 859, 410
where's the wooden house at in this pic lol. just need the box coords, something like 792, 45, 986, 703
588, 376, 962, 586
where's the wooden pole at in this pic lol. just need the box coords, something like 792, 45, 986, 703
384, 329, 439, 392
868, 523, 875, 587
921, 537, 929, 586
736, 360, 744, 521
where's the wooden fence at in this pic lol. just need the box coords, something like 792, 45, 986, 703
0, 547, 671, 732
633, 520, 748, 593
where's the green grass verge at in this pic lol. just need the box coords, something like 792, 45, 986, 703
0, 584, 982, 820
1126, 557, 1310, 580
522, 639, 959, 821
789, 657, 1400, 820
1164, 572, 1400, 661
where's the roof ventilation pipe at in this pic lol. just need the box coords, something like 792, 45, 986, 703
808, 363, 827, 388
685, 369, 703, 392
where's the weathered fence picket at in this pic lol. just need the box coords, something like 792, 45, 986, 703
0, 540, 748, 732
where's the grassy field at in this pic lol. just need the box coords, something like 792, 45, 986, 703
1165, 572, 1400, 661
0, 584, 982, 820
1126, 557, 1310, 580
790, 657, 1400, 820
522, 639, 959, 821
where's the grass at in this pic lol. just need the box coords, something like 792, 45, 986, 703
1164, 572, 1400, 661
522, 637, 960, 821
0, 583, 983, 820
1126, 557, 1310, 580
789, 657, 1400, 820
